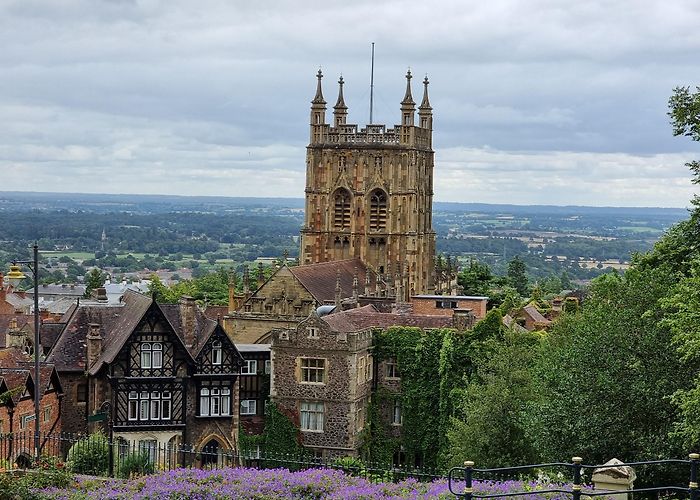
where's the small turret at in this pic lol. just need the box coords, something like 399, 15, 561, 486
400, 69, 415, 126
333, 75, 348, 127
418, 75, 433, 133
310, 69, 327, 143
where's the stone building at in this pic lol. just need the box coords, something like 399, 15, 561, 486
46, 290, 245, 461
225, 258, 387, 344
299, 70, 436, 298
270, 304, 463, 458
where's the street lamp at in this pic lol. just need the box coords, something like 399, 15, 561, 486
7, 243, 41, 463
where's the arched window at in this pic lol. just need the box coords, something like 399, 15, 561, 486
333, 189, 351, 230
369, 189, 388, 230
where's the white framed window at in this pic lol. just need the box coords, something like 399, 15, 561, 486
152, 343, 163, 369
264, 359, 271, 374
300, 358, 326, 384
20, 414, 35, 430
150, 392, 161, 420
392, 399, 403, 426
241, 399, 257, 415
140, 343, 152, 369
199, 386, 230, 416
307, 326, 319, 339
241, 360, 257, 375
140, 391, 150, 420
211, 388, 221, 416
43, 406, 52, 423
200, 388, 210, 416
300, 401, 324, 432
221, 388, 230, 416
386, 360, 400, 379
161, 392, 171, 420
212, 341, 222, 365
139, 439, 157, 464
128, 391, 138, 420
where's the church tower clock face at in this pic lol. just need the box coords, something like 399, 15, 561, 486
300, 70, 436, 297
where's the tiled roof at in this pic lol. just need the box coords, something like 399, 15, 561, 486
48, 289, 224, 375
322, 304, 453, 333
203, 305, 228, 321
289, 259, 380, 304
0, 370, 29, 404
523, 305, 551, 325
0, 346, 32, 367
28, 284, 86, 297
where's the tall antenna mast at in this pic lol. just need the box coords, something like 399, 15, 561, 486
369, 42, 375, 125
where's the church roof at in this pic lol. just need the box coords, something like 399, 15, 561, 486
289, 258, 373, 304
321, 304, 452, 333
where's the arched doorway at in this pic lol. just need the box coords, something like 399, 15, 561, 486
200, 439, 220, 468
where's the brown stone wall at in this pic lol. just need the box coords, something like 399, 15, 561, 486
271, 315, 372, 456
57, 372, 88, 435
184, 379, 238, 452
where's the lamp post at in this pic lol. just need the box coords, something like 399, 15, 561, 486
6, 243, 41, 462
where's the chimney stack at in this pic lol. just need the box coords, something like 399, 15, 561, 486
180, 296, 197, 348
86, 323, 103, 369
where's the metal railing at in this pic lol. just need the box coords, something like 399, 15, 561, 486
448, 455, 700, 499
0, 431, 442, 483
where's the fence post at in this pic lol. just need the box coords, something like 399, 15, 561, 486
572, 456, 583, 500
690, 453, 699, 500
463, 460, 474, 500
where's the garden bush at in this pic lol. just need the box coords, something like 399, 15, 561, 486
66, 431, 109, 476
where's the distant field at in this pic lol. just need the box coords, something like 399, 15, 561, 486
43, 251, 94, 260
617, 226, 663, 234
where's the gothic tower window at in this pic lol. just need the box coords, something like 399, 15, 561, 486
333, 189, 351, 230
369, 189, 388, 231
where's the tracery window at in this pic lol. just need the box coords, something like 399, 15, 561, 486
333, 189, 351, 230
369, 189, 388, 230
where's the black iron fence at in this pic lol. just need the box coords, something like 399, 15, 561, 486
448, 455, 700, 499
0, 431, 442, 483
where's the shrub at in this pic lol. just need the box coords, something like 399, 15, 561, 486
116, 451, 154, 479
66, 431, 109, 476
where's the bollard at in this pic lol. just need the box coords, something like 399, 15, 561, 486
463, 460, 474, 500
572, 456, 583, 500
690, 453, 699, 500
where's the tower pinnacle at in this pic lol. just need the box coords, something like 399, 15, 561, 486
334, 75, 348, 127
312, 69, 326, 104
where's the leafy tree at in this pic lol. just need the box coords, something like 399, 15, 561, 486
507, 256, 529, 296
526, 266, 689, 467
447, 328, 540, 467
458, 259, 493, 296
84, 268, 106, 297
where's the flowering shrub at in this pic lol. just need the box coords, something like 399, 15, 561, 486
34, 466, 582, 499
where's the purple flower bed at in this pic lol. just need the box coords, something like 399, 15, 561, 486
35, 467, 578, 499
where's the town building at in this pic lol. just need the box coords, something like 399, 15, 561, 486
46, 290, 245, 461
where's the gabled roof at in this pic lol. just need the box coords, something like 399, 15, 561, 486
522, 305, 551, 325
47, 290, 150, 371
289, 258, 377, 304
322, 304, 453, 333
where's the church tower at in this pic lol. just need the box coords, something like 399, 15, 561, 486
300, 70, 436, 297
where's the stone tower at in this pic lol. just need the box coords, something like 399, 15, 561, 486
300, 69, 436, 297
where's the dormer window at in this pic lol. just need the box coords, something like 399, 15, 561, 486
141, 342, 163, 369
307, 327, 319, 339
212, 341, 222, 365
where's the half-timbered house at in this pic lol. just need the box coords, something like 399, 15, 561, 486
47, 290, 245, 460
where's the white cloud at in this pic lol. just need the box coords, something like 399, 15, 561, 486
0, 0, 699, 207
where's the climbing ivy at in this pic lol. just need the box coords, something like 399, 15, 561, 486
369, 313, 504, 469
260, 401, 301, 456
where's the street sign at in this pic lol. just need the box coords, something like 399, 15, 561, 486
88, 412, 107, 422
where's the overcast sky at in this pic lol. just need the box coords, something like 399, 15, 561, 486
1, 0, 699, 208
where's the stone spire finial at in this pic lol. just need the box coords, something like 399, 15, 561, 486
243, 267, 250, 294
312, 68, 326, 104
352, 267, 359, 304
419, 75, 432, 111
333, 75, 348, 127
335, 269, 342, 308
401, 69, 415, 106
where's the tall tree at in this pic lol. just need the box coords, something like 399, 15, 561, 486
506, 256, 529, 296
84, 268, 106, 297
